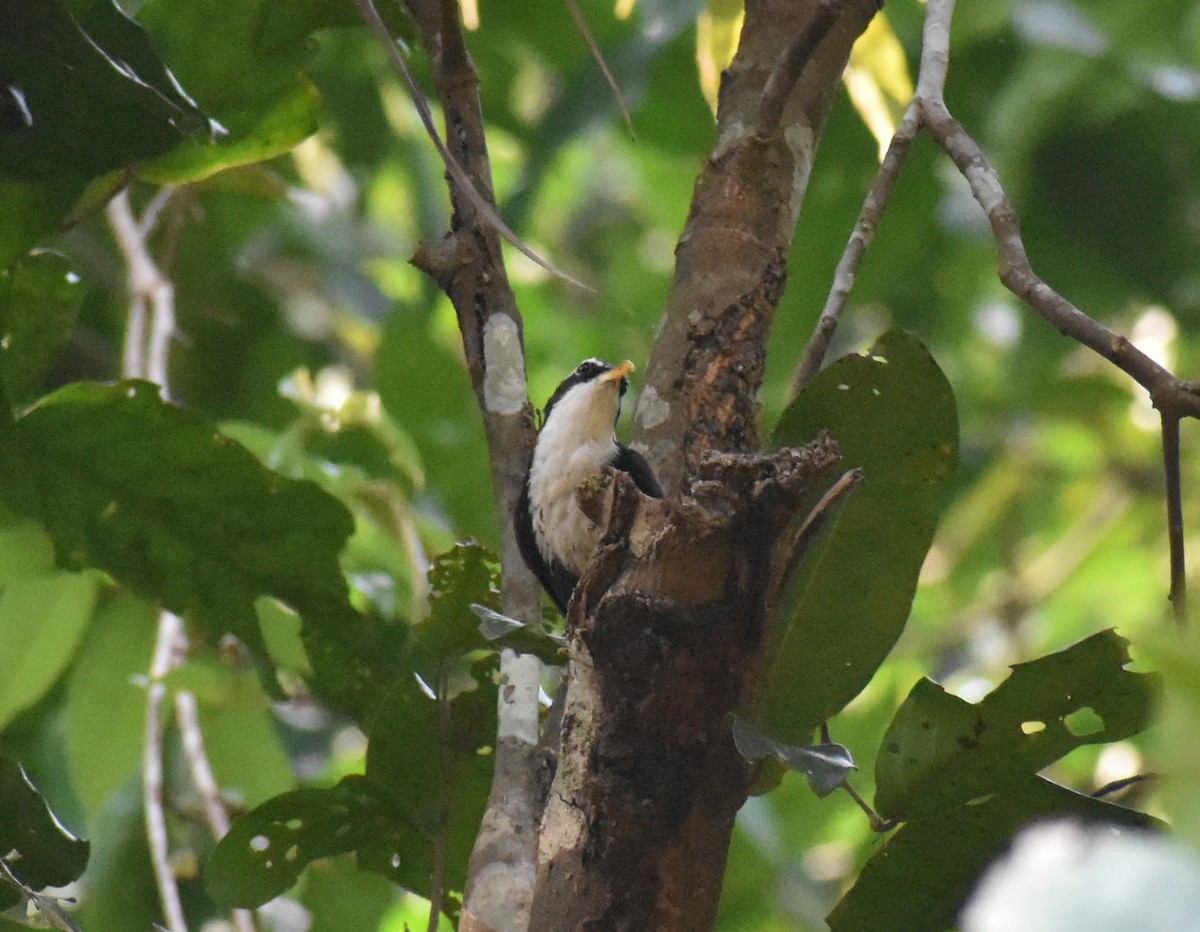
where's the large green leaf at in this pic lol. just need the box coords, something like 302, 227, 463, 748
0, 252, 85, 403
0, 566, 98, 731
828, 776, 1158, 932
875, 629, 1158, 821
0, 756, 90, 910
0, 0, 211, 181
828, 629, 1160, 931
750, 329, 958, 743
133, 0, 348, 183
4, 380, 356, 694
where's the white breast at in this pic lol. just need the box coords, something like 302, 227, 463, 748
527, 378, 621, 575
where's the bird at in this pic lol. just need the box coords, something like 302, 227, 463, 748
516, 358, 663, 614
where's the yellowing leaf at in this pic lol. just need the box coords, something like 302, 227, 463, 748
843, 12, 914, 161
696, 0, 744, 115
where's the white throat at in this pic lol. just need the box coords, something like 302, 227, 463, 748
527, 379, 621, 575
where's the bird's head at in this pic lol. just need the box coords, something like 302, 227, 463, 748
541, 358, 636, 441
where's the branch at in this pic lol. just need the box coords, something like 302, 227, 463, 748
790, 102, 920, 396
349, 0, 591, 291
634, 0, 881, 490
145, 611, 188, 932
795, 0, 1198, 614
370, 2, 547, 926
175, 693, 257, 932
106, 189, 176, 398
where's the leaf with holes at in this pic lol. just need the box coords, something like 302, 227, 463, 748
752, 329, 959, 744
5, 380, 356, 695
206, 775, 418, 908
0, 756, 89, 910
875, 629, 1158, 822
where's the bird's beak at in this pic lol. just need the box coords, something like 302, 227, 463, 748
601, 360, 636, 384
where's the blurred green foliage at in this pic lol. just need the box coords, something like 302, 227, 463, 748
1, 0, 1199, 928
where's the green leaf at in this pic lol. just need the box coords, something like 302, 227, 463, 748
0, 251, 85, 403
0, 756, 89, 910
412, 542, 501, 680
828, 776, 1158, 932
0, 176, 87, 269
206, 775, 416, 908
64, 592, 158, 822
874, 629, 1158, 821
0, 565, 99, 731
7, 380, 356, 695
0, 0, 212, 181
364, 667, 496, 910
751, 329, 959, 744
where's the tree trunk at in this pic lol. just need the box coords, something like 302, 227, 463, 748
528, 1, 880, 927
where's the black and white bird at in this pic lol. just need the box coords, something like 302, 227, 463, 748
516, 358, 663, 613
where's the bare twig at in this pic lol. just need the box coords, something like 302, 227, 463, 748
106, 189, 176, 397
796, 0, 1198, 613
176, 693, 258, 932
349, 0, 592, 292
563, 0, 635, 138
1162, 414, 1188, 622
145, 611, 189, 932
790, 104, 919, 396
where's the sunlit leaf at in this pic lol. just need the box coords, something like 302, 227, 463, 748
843, 12, 914, 161
749, 329, 958, 745
0, 516, 99, 732
875, 629, 1159, 821
0, 756, 89, 910
138, 81, 320, 184
695, 0, 744, 115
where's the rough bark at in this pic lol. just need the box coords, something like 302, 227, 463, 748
528, 442, 840, 930
634, 0, 881, 489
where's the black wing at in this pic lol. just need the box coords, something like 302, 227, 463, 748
514, 478, 578, 614
613, 444, 664, 498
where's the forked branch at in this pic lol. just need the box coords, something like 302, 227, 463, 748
795, 0, 1197, 617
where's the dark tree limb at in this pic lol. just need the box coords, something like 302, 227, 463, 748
356, 2, 549, 928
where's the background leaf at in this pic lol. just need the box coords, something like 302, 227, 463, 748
5, 380, 356, 693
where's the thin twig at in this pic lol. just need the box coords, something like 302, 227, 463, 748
1162, 414, 1188, 622
428, 663, 453, 932
106, 188, 176, 398
790, 103, 920, 396
1091, 771, 1157, 800
349, 0, 592, 292
840, 779, 895, 833
145, 611, 189, 932
563, 0, 636, 139
176, 692, 258, 932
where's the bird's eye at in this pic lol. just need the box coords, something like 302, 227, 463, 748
619, 378, 628, 397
